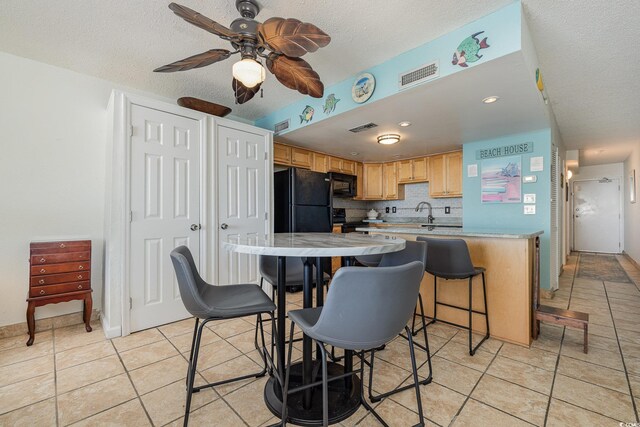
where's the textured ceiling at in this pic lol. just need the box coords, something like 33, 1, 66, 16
1, 1, 638, 165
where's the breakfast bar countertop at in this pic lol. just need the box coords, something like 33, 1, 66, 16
356, 226, 544, 239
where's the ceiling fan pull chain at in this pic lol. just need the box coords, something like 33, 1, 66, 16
260, 88, 263, 98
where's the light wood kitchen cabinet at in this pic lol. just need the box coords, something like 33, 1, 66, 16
398, 157, 429, 183
273, 143, 291, 165
361, 162, 404, 200
354, 162, 364, 200
291, 147, 312, 168
383, 162, 405, 200
327, 156, 356, 174
429, 151, 462, 197
311, 152, 328, 172
363, 163, 384, 199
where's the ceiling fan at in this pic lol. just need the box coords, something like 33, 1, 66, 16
154, 1, 331, 104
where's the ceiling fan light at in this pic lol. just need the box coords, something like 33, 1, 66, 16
233, 58, 266, 88
377, 134, 400, 145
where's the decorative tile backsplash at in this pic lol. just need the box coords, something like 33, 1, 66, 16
333, 182, 463, 222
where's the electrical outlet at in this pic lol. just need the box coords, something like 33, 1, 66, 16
445, 206, 451, 214
392, 206, 397, 213
385, 207, 390, 213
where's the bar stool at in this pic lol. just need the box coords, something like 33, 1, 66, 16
282, 262, 426, 427
416, 237, 490, 356
170, 246, 277, 426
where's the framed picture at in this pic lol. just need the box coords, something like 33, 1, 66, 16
631, 169, 637, 204
481, 155, 522, 203
351, 73, 375, 104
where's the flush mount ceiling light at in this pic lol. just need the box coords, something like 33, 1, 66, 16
398, 121, 412, 127
377, 134, 400, 145
482, 96, 500, 104
350, 152, 359, 156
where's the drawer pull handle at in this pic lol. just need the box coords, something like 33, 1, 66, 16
59, 243, 66, 248
78, 266, 84, 270
39, 258, 46, 262
78, 275, 83, 279
40, 269, 46, 273
77, 285, 83, 289
39, 290, 45, 295
39, 279, 45, 284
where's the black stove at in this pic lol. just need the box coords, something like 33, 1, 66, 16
332, 208, 367, 233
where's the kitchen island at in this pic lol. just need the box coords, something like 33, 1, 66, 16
357, 226, 543, 347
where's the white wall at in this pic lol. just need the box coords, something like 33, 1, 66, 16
0, 52, 176, 327
569, 163, 624, 252
624, 146, 640, 264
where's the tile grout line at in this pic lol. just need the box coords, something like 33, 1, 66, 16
602, 276, 640, 422
53, 327, 60, 427
107, 339, 155, 426
541, 253, 578, 426
157, 323, 252, 427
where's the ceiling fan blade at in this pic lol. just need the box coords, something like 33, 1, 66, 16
259, 17, 330, 57
266, 54, 324, 98
232, 78, 261, 104
168, 3, 238, 40
154, 49, 231, 72
177, 97, 231, 117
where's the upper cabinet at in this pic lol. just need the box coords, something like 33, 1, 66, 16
398, 157, 429, 183
429, 151, 462, 198
361, 162, 405, 200
311, 152, 328, 173
273, 143, 291, 165
290, 147, 312, 169
328, 156, 356, 175
354, 162, 364, 200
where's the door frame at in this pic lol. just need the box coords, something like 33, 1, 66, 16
571, 177, 623, 253
105, 90, 273, 337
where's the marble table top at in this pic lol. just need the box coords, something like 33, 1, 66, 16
224, 232, 405, 257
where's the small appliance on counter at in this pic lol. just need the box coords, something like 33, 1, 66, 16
367, 209, 379, 219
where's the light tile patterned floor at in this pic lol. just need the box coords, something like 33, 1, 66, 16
1, 253, 639, 426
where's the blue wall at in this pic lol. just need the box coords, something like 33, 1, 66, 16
462, 129, 551, 289
255, 2, 522, 132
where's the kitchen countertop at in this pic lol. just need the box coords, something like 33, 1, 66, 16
223, 232, 405, 256
356, 226, 543, 239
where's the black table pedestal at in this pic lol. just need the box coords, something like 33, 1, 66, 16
264, 361, 361, 426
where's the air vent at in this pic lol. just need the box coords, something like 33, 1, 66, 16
398, 60, 439, 90
274, 119, 290, 135
348, 122, 378, 133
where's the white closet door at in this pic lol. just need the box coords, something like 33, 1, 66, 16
129, 104, 200, 331
217, 125, 267, 285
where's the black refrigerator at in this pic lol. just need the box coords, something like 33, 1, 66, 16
274, 168, 332, 232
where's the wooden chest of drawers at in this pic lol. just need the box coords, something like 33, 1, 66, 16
26, 240, 93, 346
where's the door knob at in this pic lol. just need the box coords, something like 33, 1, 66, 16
190, 224, 201, 231
220, 223, 228, 230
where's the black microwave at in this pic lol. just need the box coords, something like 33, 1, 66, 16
330, 172, 356, 197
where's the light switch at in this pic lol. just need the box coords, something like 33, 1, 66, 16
524, 194, 536, 203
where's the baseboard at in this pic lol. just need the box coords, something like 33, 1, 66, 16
101, 316, 121, 339
622, 251, 640, 270
0, 309, 100, 339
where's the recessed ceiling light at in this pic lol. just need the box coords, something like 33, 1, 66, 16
350, 152, 359, 156
398, 121, 412, 127
482, 96, 500, 104
377, 134, 400, 145
392, 154, 402, 158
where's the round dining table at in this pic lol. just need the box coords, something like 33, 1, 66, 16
224, 232, 405, 425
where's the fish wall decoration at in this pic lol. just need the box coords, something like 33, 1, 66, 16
452, 31, 490, 68
323, 94, 340, 114
299, 105, 314, 124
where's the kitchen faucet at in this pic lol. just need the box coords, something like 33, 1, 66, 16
415, 201, 435, 224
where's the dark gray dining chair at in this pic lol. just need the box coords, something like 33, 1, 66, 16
416, 237, 490, 355
367, 240, 433, 402
170, 246, 277, 426
281, 262, 426, 427
354, 254, 383, 267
